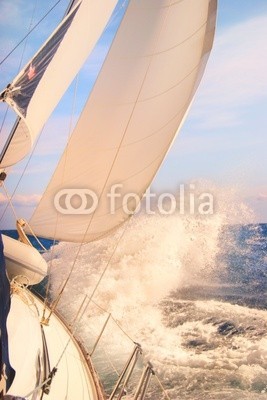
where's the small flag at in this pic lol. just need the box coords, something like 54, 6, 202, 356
27, 63, 36, 80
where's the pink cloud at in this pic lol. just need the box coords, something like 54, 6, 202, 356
0, 193, 41, 207
257, 193, 267, 201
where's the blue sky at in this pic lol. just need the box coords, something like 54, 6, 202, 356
155, 0, 267, 222
0, 0, 266, 227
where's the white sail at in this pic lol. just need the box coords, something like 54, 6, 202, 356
29, 0, 217, 243
0, 0, 118, 167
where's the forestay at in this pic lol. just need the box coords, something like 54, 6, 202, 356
29, 0, 217, 242
0, 0, 118, 167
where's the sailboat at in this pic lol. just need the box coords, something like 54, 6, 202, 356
0, 0, 217, 398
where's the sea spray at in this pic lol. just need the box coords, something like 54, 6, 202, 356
44, 184, 267, 399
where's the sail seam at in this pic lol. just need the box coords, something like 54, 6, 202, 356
85, 142, 176, 220
29, 0, 215, 246
119, 19, 207, 59
69, 103, 188, 156
131, 0, 185, 10
45, 99, 186, 184
149, 19, 207, 56
58, 0, 174, 211
68, 0, 179, 222
94, 57, 202, 108
28, 0, 122, 231
120, 104, 187, 148
108, 60, 200, 108
46, 0, 173, 310
84, 0, 173, 207
42, 0, 130, 316
139, 63, 200, 103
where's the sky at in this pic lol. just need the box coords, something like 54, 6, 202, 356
0, 0, 267, 228
156, 0, 267, 222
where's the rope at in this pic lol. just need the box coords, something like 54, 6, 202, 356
0, 121, 45, 224
10, 278, 39, 313
0, 0, 39, 222
24, 220, 47, 251
41, 0, 131, 317
0, 0, 38, 137
74, 274, 171, 398
24, 368, 57, 399
41, 71, 80, 319
17, 0, 39, 70
0, 0, 73, 226
0, 0, 64, 67
10, 0, 171, 397
102, 344, 120, 376
69, 295, 136, 346
40, 28, 81, 323
1, 182, 19, 221
0, 183, 47, 252
110, 315, 136, 344
154, 373, 171, 400
58, 216, 132, 326
47, 0, 169, 315
68, 293, 88, 328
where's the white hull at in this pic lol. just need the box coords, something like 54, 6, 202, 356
7, 289, 103, 399
3, 234, 47, 285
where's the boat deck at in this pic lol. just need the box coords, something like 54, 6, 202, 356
7, 290, 104, 400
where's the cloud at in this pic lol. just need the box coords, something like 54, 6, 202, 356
0, 1, 67, 84
190, 13, 267, 130
0, 192, 40, 207
0, 2, 35, 75
0, 2, 24, 28
257, 193, 267, 201
171, 126, 265, 157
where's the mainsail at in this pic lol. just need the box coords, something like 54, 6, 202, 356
29, 0, 217, 243
0, 0, 118, 167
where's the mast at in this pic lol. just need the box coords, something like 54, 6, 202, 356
0, 118, 19, 165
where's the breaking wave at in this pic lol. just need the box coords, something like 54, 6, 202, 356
44, 185, 267, 399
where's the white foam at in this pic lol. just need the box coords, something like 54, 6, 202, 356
44, 185, 267, 398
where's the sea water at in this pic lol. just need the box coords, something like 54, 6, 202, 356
3, 217, 267, 399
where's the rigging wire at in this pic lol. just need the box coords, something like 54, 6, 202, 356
24, 220, 47, 251
101, 344, 120, 377
0, 181, 47, 251
41, 71, 80, 320
0, 0, 64, 67
0, 0, 42, 224
47, 215, 132, 320
45, 0, 131, 319
0, 182, 19, 222
10, 0, 170, 398
0, 0, 173, 398
49, 0, 169, 315
68, 296, 172, 399
0, 0, 38, 141
154, 374, 171, 400
0, 123, 45, 224
44, 2, 175, 397
42, 0, 131, 320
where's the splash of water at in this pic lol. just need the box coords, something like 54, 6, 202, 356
45, 184, 266, 399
